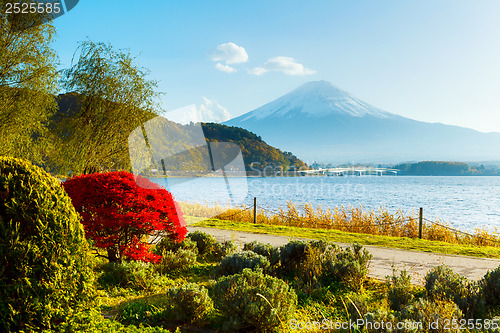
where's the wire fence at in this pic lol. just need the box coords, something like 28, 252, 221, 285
208, 200, 500, 247
217, 203, 416, 231
214, 206, 253, 220
424, 217, 500, 245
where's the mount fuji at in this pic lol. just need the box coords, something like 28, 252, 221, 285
224, 81, 500, 163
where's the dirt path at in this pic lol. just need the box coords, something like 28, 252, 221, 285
188, 226, 500, 285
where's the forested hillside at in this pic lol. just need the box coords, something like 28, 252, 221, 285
53, 93, 306, 175
201, 123, 306, 171
395, 161, 500, 175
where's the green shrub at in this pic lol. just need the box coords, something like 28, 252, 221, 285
386, 268, 414, 311
278, 240, 339, 283
244, 241, 280, 266
425, 265, 466, 301
480, 265, 500, 308
345, 294, 369, 321
425, 265, 480, 318
324, 243, 372, 291
362, 309, 398, 332
153, 237, 197, 256
212, 268, 297, 332
215, 251, 270, 276
187, 230, 237, 261
300, 245, 329, 288
0, 157, 96, 331
165, 283, 213, 323
401, 298, 462, 333
308, 239, 337, 253
120, 283, 212, 325
279, 240, 308, 273
245, 240, 368, 291
187, 230, 218, 256
98, 261, 173, 292
300, 240, 339, 288
155, 248, 197, 275
215, 239, 238, 259
119, 301, 165, 326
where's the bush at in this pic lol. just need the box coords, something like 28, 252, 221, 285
425, 265, 480, 318
299, 245, 328, 289
386, 268, 414, 311
401, 298, 462, 333
63, 171, 187, 263
279, 240, 308, 273
165, 283, 213, 323
212, 268, 297, 332
98, 261, 173, 292
480, 266, 500, 307
425, 265, 466, 301
155, 248, 197, 275
0, 157, 96, 331
187, 230, 237, 261
216, 239, 238, 259
188, 230, 218, 258
119, 283, 213, 325
308, 239, 337, 253
278, 240, 340, 283
302, 242, 339, 286
345, 294, 369, 321
244, 241, 280, 266
324, 243, 372, 291
362, 309, 397, 333
153, 237, 197, 256
481, 265, 500, 308
215, 251, 270, 276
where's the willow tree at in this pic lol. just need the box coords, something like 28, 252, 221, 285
0, 1, 59, 162
55, 41, 162, 174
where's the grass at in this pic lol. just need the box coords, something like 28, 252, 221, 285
190, 218, 500, 259
180, 201, 500, 248
98, 261, 218, 317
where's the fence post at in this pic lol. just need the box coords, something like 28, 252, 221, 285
253, 197, 257, 224
419, 207, 423, 239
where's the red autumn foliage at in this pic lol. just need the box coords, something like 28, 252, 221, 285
62, 171, 187, 263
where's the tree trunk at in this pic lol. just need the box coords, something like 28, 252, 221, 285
83, 164, 99, 175
107, 245, 121, 263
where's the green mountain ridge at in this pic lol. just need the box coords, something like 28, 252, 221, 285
54, 93, 307, 175
395, 161, 500, 176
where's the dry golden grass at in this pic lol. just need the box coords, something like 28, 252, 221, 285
179, 201, 500, 248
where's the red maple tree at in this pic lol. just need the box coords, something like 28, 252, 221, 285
63, 171, 187, 263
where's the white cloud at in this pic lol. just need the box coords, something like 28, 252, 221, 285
163, 97, 232, 125
198, 97, 232, 123
249, 56, 316, 76
211, 42, 249, 64
215, 63, 237, 73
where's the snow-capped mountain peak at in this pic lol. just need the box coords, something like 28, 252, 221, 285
239, 80, 395, 121
224, 80, 500, 163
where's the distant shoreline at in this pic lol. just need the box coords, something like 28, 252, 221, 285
144, 174, 500, 178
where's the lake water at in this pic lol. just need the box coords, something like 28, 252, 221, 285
149, 176, 500, 232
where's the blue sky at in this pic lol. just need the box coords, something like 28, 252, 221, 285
52, 0, 500, 132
